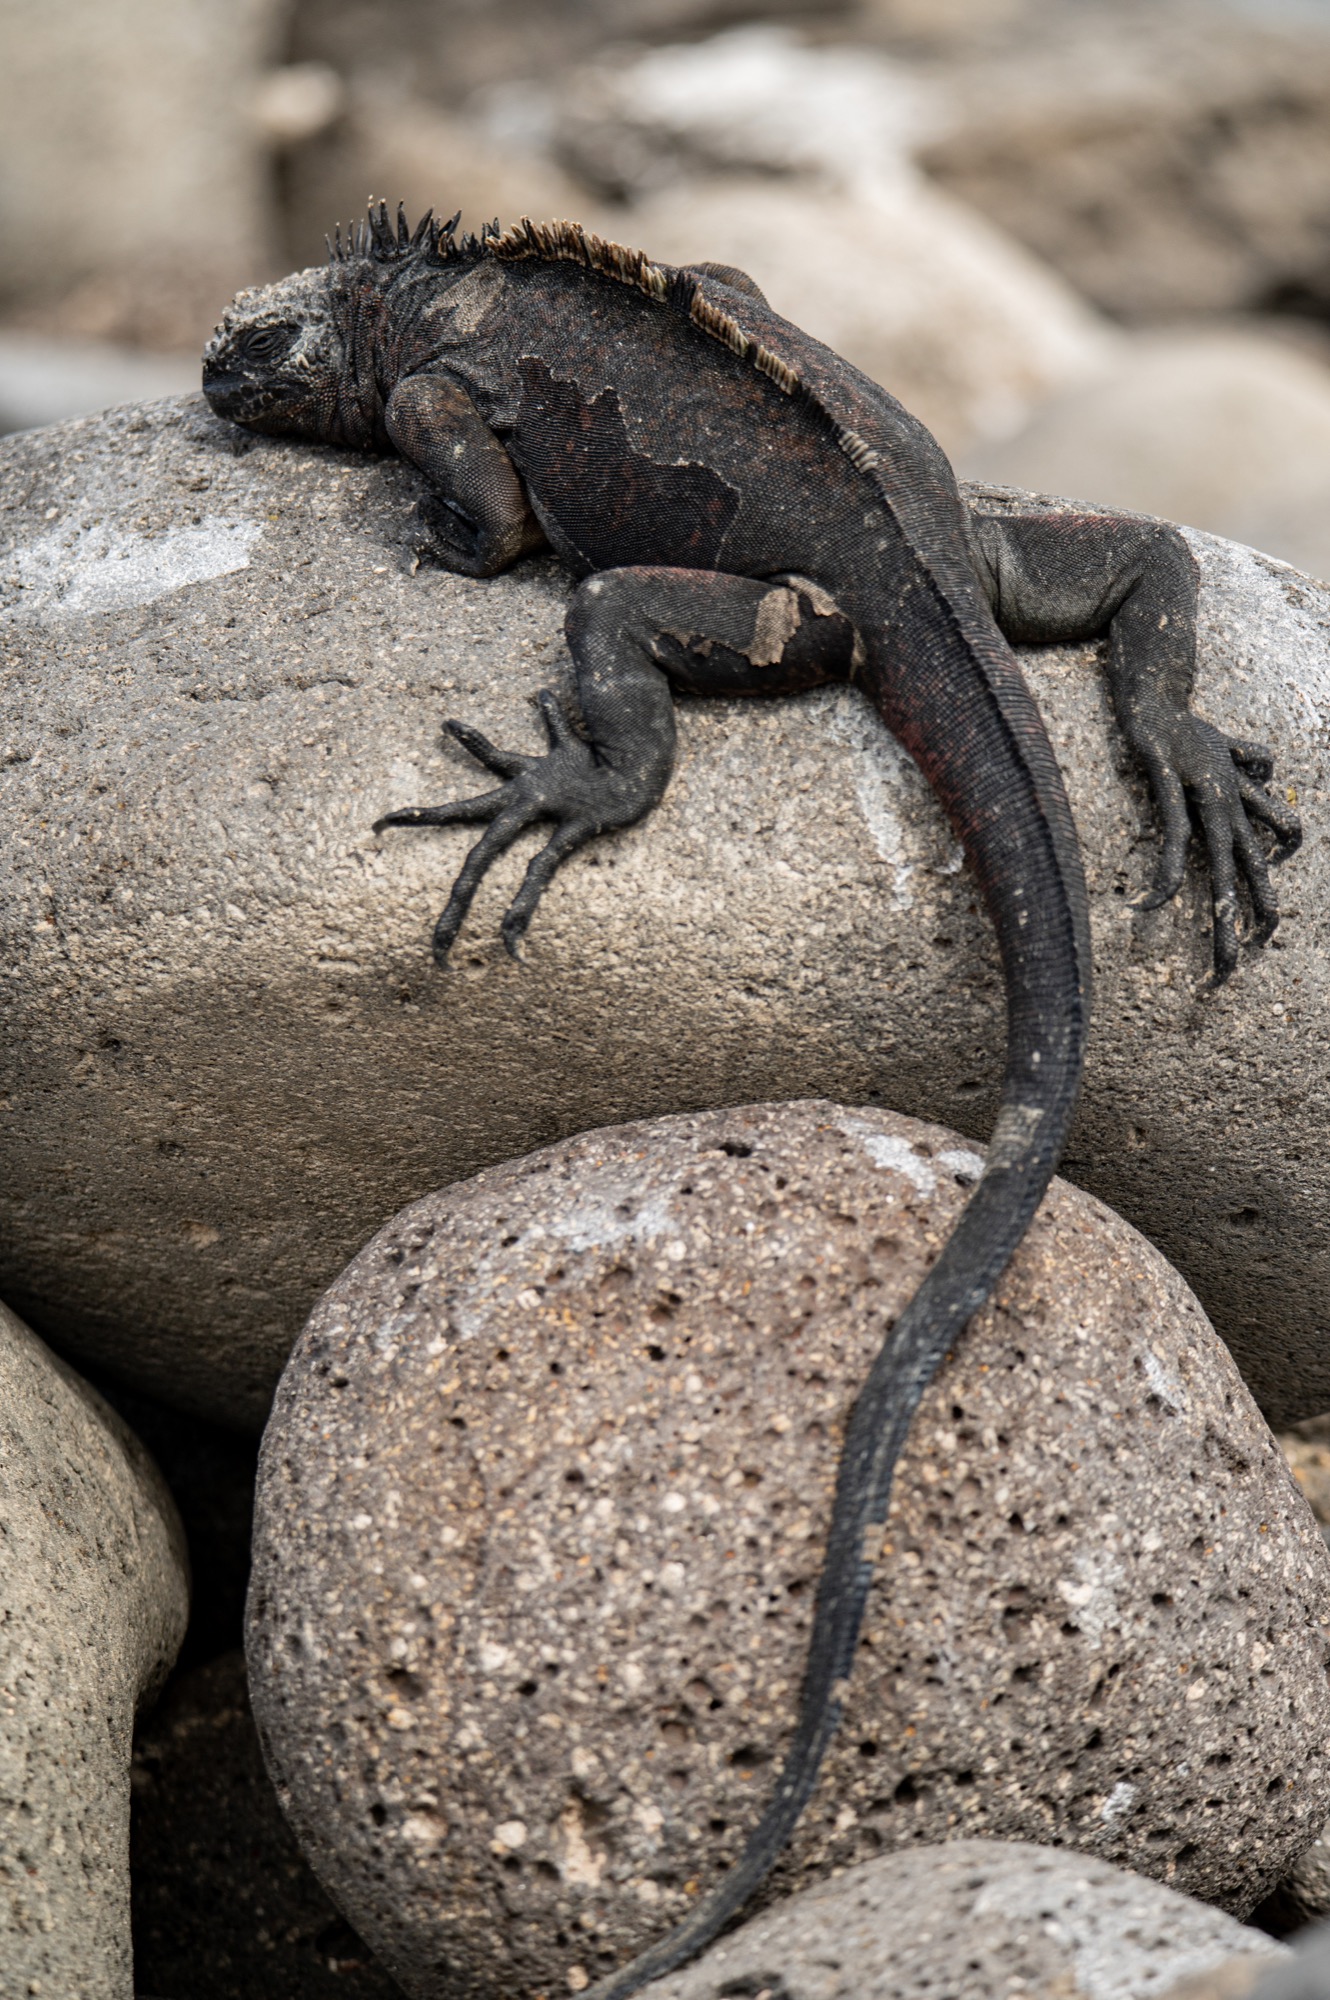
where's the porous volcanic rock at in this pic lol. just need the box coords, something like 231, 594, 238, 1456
636, 1840, 1288, 2000
0, 1297, 188, 2000
247, 1102, 1330, 2000
3, 399, 1330, 1429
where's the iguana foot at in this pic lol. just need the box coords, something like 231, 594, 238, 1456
1128, 714, 1301, 983
374, 691, 660, 965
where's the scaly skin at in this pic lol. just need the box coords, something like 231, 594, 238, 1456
203, 204, 1300, 1999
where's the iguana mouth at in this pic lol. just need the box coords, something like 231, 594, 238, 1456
201, 363, 295, 425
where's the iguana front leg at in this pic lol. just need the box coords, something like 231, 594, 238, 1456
374, 568, 857, 963
968, 509, 1302, 981
385, 371, 547, 575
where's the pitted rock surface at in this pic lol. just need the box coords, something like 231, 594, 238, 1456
3, 400, 1330, 1428
247, 1101, 1330, 2000
636, 1840, 1287, 2000
0, 1297, 189, 2000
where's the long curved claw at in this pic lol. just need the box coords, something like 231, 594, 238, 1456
445, 718, 536, 779
1130, 751, 1189, 911
1197, 793, 1243, 985
430, 805, 539, 963
372, 786, 508, 834
499, 819, 599, 959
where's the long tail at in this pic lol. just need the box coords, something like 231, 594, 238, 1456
586, 586, 1092, 2000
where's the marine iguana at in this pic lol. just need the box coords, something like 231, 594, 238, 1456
203, 203, 1300, 1998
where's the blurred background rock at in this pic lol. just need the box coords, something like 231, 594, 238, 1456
6, 0, 1330, 572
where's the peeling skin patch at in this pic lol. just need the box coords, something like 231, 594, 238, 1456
3, 513, 262, 620
749, 584, 802, 666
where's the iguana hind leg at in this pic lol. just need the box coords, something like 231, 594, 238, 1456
968, 507, 1301, 981
374, 565, 858, 964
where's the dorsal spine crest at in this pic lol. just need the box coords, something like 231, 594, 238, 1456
329, 204, 889, 509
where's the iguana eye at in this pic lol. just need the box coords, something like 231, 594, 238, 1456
243, 326, 289, 362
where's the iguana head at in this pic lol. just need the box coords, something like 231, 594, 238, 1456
202, 266, 343, 438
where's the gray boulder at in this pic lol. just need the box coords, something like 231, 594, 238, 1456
961, 327, 1330, 587
246, 1102, 1330, 1999
921, 11, 1330, 321
0, 1298, 189, 2000
0, 0, 284, 348
1, 397, 1328, 1428
636, 1841, 1287, 2000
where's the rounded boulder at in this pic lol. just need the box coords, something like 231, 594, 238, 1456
3, 401, 1330, 1428
0, 1297, 189, 1999
247, 1101, 1330, 2000
638, 1839, 1287, 2000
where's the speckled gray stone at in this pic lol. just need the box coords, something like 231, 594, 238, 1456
0, 1297, 189, 2000
247, 1102, 1330, 2000
637, 1839, 1288, 2000
2, 399, 1329, 1428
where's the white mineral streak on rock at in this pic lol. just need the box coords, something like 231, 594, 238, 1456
4, 512, 262, 620
1100, 1780, 1139, 1825
1056, 1552, 1127, 1649
838, 1115, 937, 1193
1143, 1348, 1189, 1413
814, 688, 946, 906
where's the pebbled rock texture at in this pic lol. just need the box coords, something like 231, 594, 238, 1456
635, 1839, 1288, 2000
0, 1297, 189, 2000
130, 1650, 398, 2000
247, 1101, 1330, 2000
2, 399, 1329, 1428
